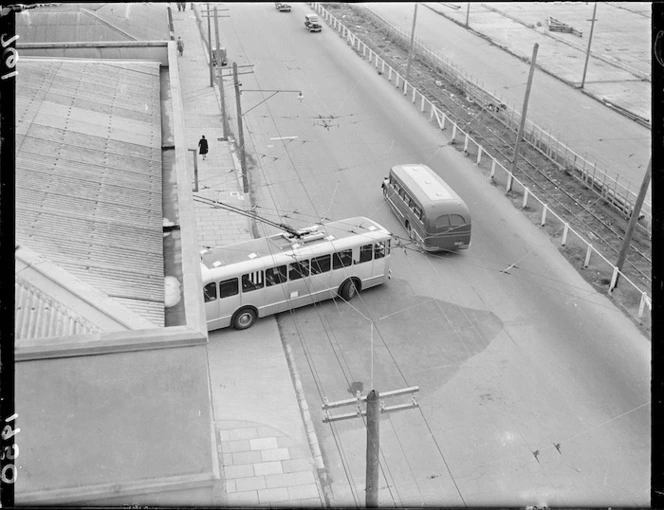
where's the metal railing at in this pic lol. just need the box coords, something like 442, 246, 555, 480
312, 3, 651, 327
348, 4, 652, 235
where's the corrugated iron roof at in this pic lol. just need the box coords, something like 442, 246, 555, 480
16, 59, 165, 337
17, 3, 169, 43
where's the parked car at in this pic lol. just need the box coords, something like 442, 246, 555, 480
275, 2, 291, 12
304, 13, 322, 32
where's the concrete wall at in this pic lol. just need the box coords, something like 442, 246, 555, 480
15, 343, 217, 505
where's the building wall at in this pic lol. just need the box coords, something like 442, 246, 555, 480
15, 342, 217, 505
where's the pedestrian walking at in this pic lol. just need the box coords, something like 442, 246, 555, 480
176, 37, 184, 56
198, 135, 209, 161
176, 2, 182, 11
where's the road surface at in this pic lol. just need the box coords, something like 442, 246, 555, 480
218, 4, 650, 506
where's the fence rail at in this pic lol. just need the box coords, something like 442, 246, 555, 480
311, 3, 651, 327
350, 4, 651, 235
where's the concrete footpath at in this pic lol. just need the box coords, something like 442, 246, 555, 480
171, 4, 327, 507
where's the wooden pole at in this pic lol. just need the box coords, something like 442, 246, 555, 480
232, 63, 248, 193
207, 2, 213, 87
365, 390, 380, 508
405, 3, 418, 84
614, 157, 651, 285
580, 2, 598, 89
510, 43, 539, 178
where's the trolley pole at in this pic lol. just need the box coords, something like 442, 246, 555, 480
323, 386, 419, 507
510, 42, 538, 179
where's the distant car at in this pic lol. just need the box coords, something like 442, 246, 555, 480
213, 47, 227, 67
304, 13, 322, 32
275, 2, 291, 11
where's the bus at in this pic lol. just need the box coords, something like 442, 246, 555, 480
382, 164, 471, 252
200, 217, 393, 331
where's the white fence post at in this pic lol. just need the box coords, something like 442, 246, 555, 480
451, 123, 457, 142
506, 173, 513, 193
584, 244, 592, 268
638, 292, 648, 320
476, 146, 482, 165
562, 223, 569, 246
522, 188, 529, 209
463, 134, 469, 154
609, 266, 619, 292
540, 204, 548, 225
490, 159, 496, 181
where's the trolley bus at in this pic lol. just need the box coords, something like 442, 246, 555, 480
200, 217, 393, 331
382, 164, 471, 252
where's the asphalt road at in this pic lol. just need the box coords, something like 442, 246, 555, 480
367, 2, 652, 201
218, 4, 650, 506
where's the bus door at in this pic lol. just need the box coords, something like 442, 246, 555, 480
372, 239, 390, 278
286, 259, 314, 309
309, 254, 333, 300
204, 277, 241, 330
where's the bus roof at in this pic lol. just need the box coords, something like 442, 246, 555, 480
391, 164, 462, 204
200, 216, 390, 271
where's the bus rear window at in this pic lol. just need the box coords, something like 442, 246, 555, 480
450, 214, 466, 227
434, 215, 450, 230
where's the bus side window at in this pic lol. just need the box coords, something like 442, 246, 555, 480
311, 254, 331, 274
435, 215, 450, 230
219, 278, 239, 298
357, 244, 373, 264
203, 282, 217, 302
375, 241, 387, 259
413, 205, 423, 221
333, 249, 352, 269
398, 187, 406, 200
242, 271, 264, 292
289, 260, 309, 280
266, 265, 287, 286
450, 214, 466, 228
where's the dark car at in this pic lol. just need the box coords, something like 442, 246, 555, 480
304, 13, 322, 32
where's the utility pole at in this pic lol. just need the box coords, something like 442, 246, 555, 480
465, 2, 470, 27
365, 390, 380, 507
232, 62, 249, 193
580, 2, 598, 89
510, 42, 539, 179
405, 3, 418, 85
213, 6, 228, 137
614, 157, 651, 286
323, 386, 419, 507
206, 2, 213, 87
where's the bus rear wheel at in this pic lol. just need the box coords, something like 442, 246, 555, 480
339, 279, 359, 300
233, 307, 257, 330
406, 222, 414, 240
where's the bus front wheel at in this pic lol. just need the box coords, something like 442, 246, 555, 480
339, 279, 359, 300
233, 307, 257, 330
